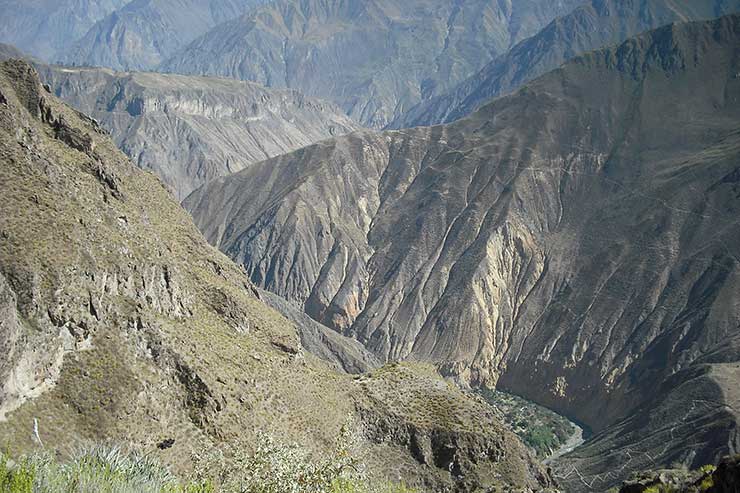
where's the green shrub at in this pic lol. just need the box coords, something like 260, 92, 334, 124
0, 446, 210, 493
0, 434, 413, 493
191, 427, 414, 493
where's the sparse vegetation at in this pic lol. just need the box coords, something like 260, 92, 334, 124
0, 436, 416, 493
612, 461, 733, 493
190, 427, 416, 493
0, 445, 207, 492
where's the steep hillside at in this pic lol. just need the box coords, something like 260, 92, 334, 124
60, 0, 269, 71
37, 65, 360, 200
0, 0, 128, 61
185, 16, 740, 490
0, 60, 551, 492
0, 43, 31, 62
160, 0, 585, 128
392, 0, 740, 128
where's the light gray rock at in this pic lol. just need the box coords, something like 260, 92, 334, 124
161, 0, 585, 128
38, 65, 361, 200
185, 16, 740, 490
61, 0, 270, 71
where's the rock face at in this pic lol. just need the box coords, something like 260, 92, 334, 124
0, 59, 550, 492
616, 454, 740, 493
60, 0, 269, 71
185, 15, 740, 490
391, 0, 740, 128
36, 65, 360, 201
0, 0, 128, 61
160, 0, 585, 128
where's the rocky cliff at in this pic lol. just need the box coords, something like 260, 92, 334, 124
36, 65, 360, 200
0, 59, 551, 492
160, 0, 585, 128
391, 0, 740, 128
185, 16, 740, 490
60, 0, 269, 71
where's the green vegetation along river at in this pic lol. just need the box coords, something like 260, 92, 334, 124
478, 389, 586, 460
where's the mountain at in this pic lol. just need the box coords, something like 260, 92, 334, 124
37, 65, 360, 200
0, 0, 129, 61
0, 59, 552, 491
60, 0, 270, 71
160, 0, 586, 128
184, 15, 740, 491
392, 0, 740, 128
0, 43, 32, 62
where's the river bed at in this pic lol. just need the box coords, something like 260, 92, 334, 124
478, 388, 587, 460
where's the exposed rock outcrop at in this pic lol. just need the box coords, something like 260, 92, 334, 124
36, 65, 360, 200
616, 454, 740, 493
185, 16, 740, 490
0, 59, 549, 491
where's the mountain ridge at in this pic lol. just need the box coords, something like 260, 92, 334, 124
390, 0, 740, 128
160, 0, 586, 128
0, 58, 551, 492
60, 0, 270, 71
0, 0, 129, 61
37, 64, 361, 200
185, 15, 740, 490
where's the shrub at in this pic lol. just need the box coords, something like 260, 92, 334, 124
190, 427, 415, 493
0, 446, 210, 493
1, 430, 413, 493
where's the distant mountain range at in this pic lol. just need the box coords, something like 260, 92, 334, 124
391, 0, 740, 128
0, 58, 550, 492
38, 65, 359, 200
184, 15, 740, 491
0, 0, 129, 60
60, 0, 271, 70
1, 2, 740, 491
160, 0, 586, 128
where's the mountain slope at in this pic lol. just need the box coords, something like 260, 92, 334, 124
392, 0, 740, 128
160, 0, 586, 128
0, 59, 551, 491
61, 0, 269, 71
0, 43, 32, 62
38, 65, 360, 200
0, 0, 129, 61
185, 16, 740, 490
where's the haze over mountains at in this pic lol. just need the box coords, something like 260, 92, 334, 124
185, 15, 740, 491
1, 1, 740, 492
0, 0, 129, 60
60, 0, 271, 70
391, 0, 740, 127
160, 0, 586, 128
